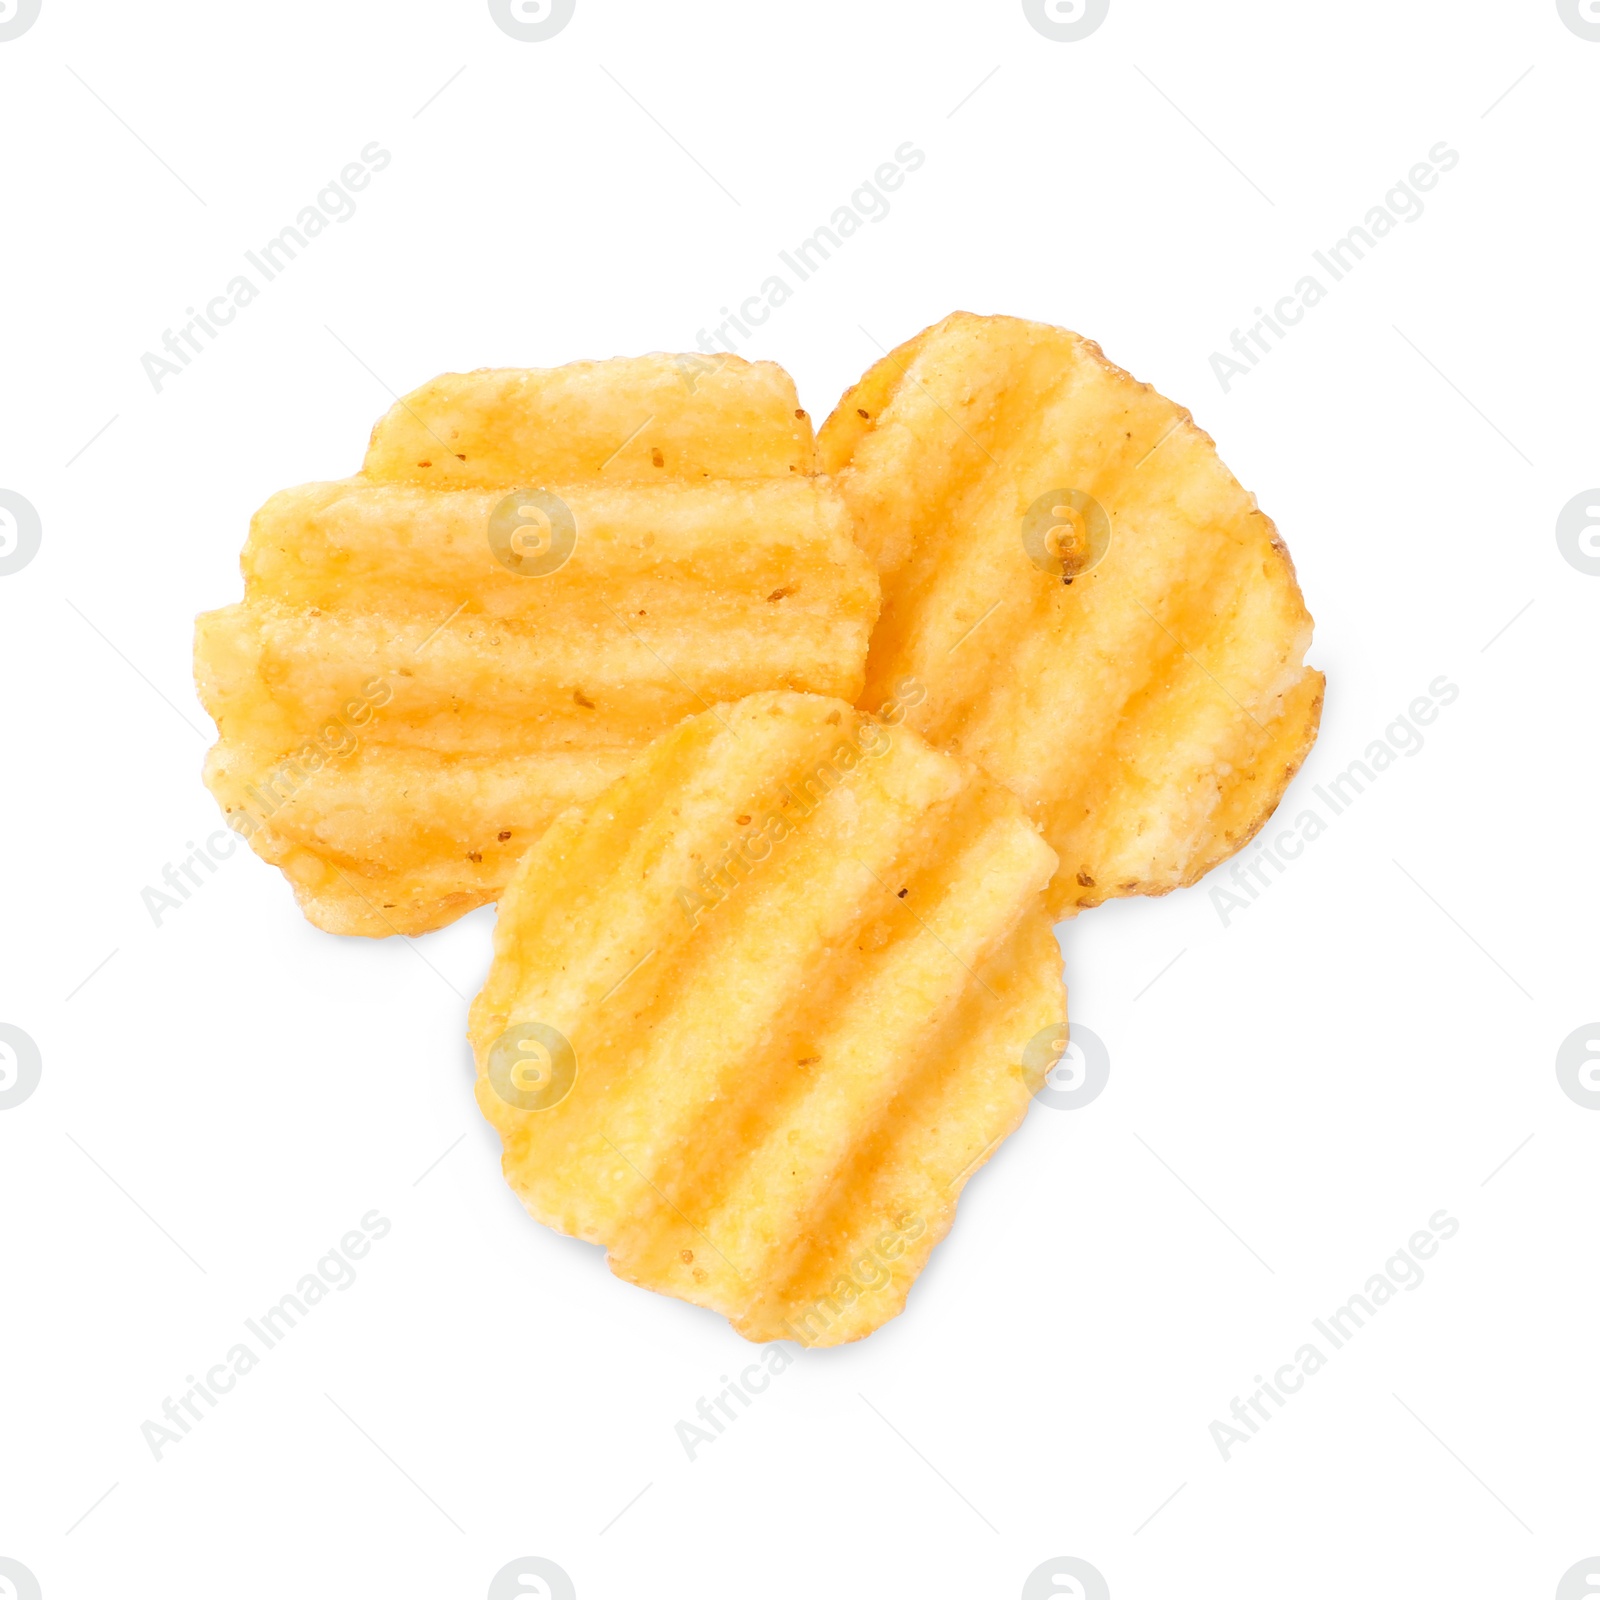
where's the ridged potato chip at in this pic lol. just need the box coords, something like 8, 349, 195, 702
195, 355, 878, 936
819, 312, 1323, 919
468, 690, 1064, 1346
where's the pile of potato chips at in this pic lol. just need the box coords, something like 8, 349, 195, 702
195, 313, 1321, 1344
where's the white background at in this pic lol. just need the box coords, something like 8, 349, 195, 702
2, 2, 1597, 1596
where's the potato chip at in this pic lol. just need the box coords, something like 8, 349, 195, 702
819, 312, 1323, 919
468, 690, 1064, 1345
195, 357, 877, 936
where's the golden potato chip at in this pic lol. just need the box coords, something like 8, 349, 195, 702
819, 312, 1324, 919
468, 690, 1064, 1346
195, 357, 877, 936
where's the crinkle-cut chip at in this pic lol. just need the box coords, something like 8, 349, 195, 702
362, 353, 816, 487
195, 466, 878, 937
818, 311, 1324, 919
468, 691, 1064, 1346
